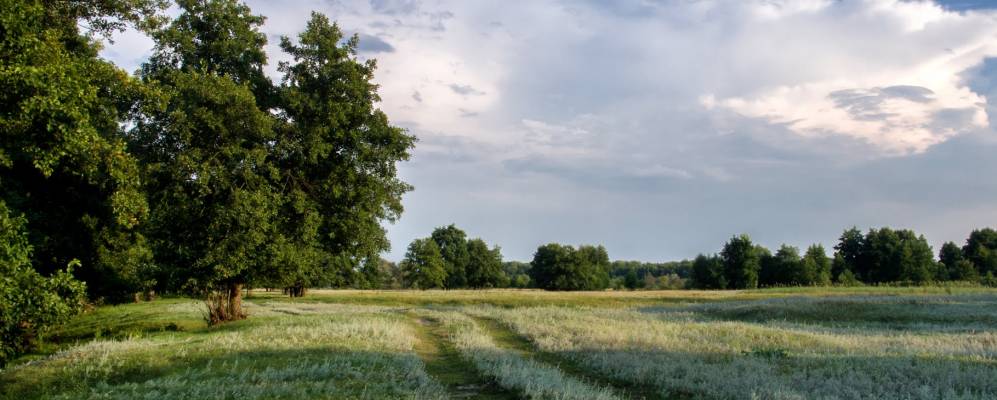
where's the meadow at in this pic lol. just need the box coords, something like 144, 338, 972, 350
2, 287, 996, 399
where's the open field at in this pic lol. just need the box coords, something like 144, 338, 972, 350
3, 287, 996, 399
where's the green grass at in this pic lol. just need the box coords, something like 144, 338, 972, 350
406, 313, 515, 399
249, 286, 995, 308
3, 287, 997, 399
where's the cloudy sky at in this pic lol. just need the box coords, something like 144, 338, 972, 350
102, 0, 997, 262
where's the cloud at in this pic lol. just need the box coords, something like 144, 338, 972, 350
96, 0, 997, 261
448, 83, 485, 96
355, 33, 394, 53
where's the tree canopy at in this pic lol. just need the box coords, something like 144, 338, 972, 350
529, 243, 611, 291
400, 238, 446, 289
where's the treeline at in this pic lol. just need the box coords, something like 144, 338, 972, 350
689, 228, 997, 289
383, 224, 690, 290
2, 0, 414, 363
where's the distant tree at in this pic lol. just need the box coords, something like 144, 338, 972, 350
760, 245, 802, 286
938, 242, 962, 281
623, 269, 641, 290
529, 244, 610, 291
512, 274, 531, 288
400, 239, 446, 289
503, 261, 532, 288
833, 227, 865, 280
466, 238, 507, 288
431, 225, 470, 288
898, 231, 937, 283
837, 269, 862, 286
963, 228, 997, 277
721, 235, 762, 289
861, 228, 935, 283
690, 254, 725, 289
801, 244, 832, 285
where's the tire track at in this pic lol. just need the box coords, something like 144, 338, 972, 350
468, 315, 667, 400
407, 314, 519, 399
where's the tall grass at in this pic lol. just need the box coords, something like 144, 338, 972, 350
1, 302, 444, 400
469, 294, 997, 399
421, 310, 622, 400
4, 289, 996, 400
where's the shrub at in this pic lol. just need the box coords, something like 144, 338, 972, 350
0, 202, 86, 365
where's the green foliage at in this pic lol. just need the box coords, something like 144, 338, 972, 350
832, 227, 937, 284
133, 68, 279, 298
963, 228, 997, 277
938, 242, 962, 281
802, 244, 832, 285
511, 274, 531, 288
131, 3, 414, 311
0, 202, 86, 365
431, 225, 471, 288
836, 269, 862, 286
0, 0, 158, 301
466, 239, 506, 288
833, 227, 864, 278
759, 245, 794, 286
721, 234, 761, 289
608, 260, 692, 287
143, 0, 270, 100
691, 254, 726, 289
758, 244, 832, 287
273, 12, 414, 290
400, 238, 447, 289
623, 269, 641, 290
529, 244, 611, 291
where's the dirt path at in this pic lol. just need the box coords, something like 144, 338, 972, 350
468, 315, 667, 400
407, 314, 519, 400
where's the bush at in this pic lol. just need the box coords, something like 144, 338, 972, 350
0, 202, 86, 365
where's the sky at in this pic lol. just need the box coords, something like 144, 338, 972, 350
100, 0, 997, 262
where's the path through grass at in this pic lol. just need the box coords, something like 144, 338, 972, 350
469, 315, 665, 400
406, 313, 516, 400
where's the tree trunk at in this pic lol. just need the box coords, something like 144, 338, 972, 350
206, 283, 247, 325
285, 284, 306, 297
228, 282, 244, 320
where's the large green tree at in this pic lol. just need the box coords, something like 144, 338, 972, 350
759, 244, 800, 287
266, 12, 414, 294
721, 234, 761, 289
801, 244, 832, 285
400, 238, 446, 289
132, 1, 413, 322
529, 243, 610, 291
465, 238, 506, 288
963, 228, 997, 277
0, 0, 163, 301
939, 241, 977, 281
431, 224, 470, 288
690, 254, 725, 289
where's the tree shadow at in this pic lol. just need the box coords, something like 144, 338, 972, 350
2, 347, 441, 400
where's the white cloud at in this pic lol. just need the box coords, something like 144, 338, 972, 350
95, 0, 997, 260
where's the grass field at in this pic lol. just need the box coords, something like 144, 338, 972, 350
2, 287, 996, 399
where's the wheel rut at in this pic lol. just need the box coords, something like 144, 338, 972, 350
407, 314, 519, 400
468, 315, 668, 400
